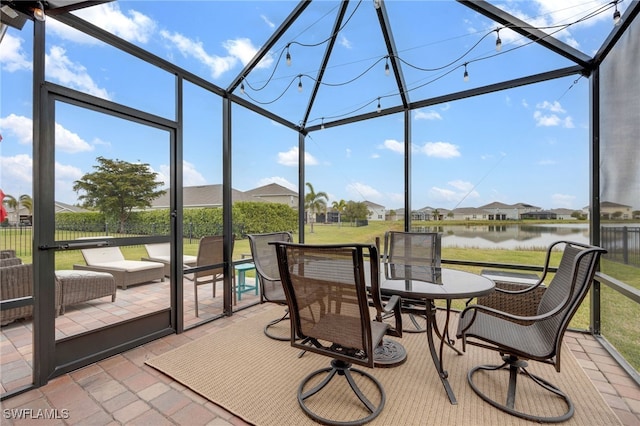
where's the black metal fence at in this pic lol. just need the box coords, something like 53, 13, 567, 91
600, 226, 640, 267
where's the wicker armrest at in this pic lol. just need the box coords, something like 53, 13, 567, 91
477, 281, 546, 319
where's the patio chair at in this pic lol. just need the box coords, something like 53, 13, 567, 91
192, 235, 234, 317
73, 238, 165, 290
142, 242, 197, 277
383, 231, 442, 333
274, 242, 402, 425
456, 240, 606, 423
247, 231, 293, 340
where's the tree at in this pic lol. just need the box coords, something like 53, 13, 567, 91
19, 194, 33, 215
343, 201, 369, 224
432, 209, 440, 221
304, 182, 328, 233
73, 156, 165, 233
332, 199, 347, 226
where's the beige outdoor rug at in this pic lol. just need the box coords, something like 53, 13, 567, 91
146, 307, 621, 425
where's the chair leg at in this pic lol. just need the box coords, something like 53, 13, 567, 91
297, 359, 385, 425
194, 281, 199, 317
467, 355, 574, 423
264, 309, 290, 341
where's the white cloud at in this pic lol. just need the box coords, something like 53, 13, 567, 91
533, 110, 574, 128
0, 114, 33, 144
74, 3, 156, 44
0, 114, 92, 153
418, 142, 461, 158
160, 30, 236, 79
414, 109, 442, 121
160, 31, 272, 79
346, 182, 382, 200
448, 180, 475, 192
223, 38, 273, 69
429, 181, 480, 204
0, 33, 31, 72
536, 100, 566, 113
551, 193, 576, 208
46, 46, 111, 99
278, 146, 318, 167
261, 15, 276, 29
54, 123, 94, 153
0, 154, 33, 194
256, 177, 297, 191
345, 148, 352, 158
339, 35, 352, 49
381, 139, 404, 154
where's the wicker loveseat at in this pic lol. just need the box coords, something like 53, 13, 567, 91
1, 263, 62, 326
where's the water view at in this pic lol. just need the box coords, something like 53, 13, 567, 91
411, 223, 592, 249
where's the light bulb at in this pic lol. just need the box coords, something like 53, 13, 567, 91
33, 1, 46, 21
613, 9, 622, 26
240, 82, 245, 95
384, 61, 390, 76
463, 64, 469, 82
321, 119, 325, 130
376, 98, 381, 113
286, 51, 292, 66
297, 77, 303, 93
495, 36, 502, 52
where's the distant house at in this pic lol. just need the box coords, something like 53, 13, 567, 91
479, 202, 541, 220
55, 201, 88, 214
364, 201, 386, 221
550, 208, 577, 220
244, 183, 298, 210
599, 201, 633, 220
450, 207, 489, 221
149, 184, 273, 209
521, 210, 557, 220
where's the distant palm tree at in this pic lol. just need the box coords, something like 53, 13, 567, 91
19, 194, 33, 215
432, 209, 440, 221
332, 199, 347, 226
305, 182, 328, 233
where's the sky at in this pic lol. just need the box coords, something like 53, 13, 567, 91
0, 0, 631, 212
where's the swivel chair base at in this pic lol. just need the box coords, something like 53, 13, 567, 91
264, 309, 290, 341
468, 355, 574, 423
298, 359, 385, 426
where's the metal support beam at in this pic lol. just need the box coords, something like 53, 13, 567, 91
375, 0, 410, 108
457, 0, 593, 69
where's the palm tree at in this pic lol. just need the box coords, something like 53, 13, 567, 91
304, 182, 328, 233
331, 199, 347, 226
19, 194, 33, 215
432, 209, 440, 221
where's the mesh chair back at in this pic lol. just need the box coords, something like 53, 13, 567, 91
536, 243, 605, 352
384, 231, 442, 282
194, 235, 229, 283
276, 243, 382, 368
248, 232, 292, 303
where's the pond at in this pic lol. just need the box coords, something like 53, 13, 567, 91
410, 223, 591, 249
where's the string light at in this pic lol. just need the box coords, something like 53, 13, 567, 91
384, 57, 390, 76
286, 45, 292, 66
298, 76, 303, 93
376, 98, 381, 113
463, 63, 469, 82
613, 3, 622, 26
33, 1, 45, 21
495, 29, 502, 52
321, 118, 325, 130
240, 82, 245, 95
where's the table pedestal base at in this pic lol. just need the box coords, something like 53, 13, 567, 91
374, 339, 407, 368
